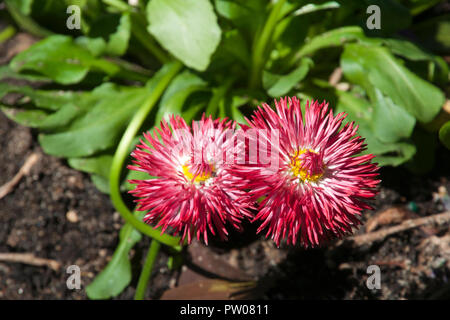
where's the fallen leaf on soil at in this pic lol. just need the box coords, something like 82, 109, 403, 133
161, 279, 256, 300
180, 241, 253, 286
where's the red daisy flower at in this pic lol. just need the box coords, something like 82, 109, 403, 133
128, 115, 252, 245
234, 97, 380, 247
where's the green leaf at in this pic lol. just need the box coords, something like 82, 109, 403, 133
147, 0, 221, 71
75, 37, 106, 57
155, 71, 207, 123
68, 154, 113, 179
383, 38, 449, 84
272, 13, 309, 60
106, 13, 131, 56
214, 0, 266, 39
11, 35, 119, 84
367, 138, 416, 167
293, 1, 340, 16
439, 121, 450, 150
90, 174, 110, 194
38, 83, 147, 157
37, 64, 176, 158
0, 82, 83, 111
5, 0, 52, 37
341, 43, 445, 123
69, 153, 152, 193
78, 13, 131, 57
295, 26, 370, 58
334, 90, 371, 123
221, 29, 251, 66
34, 104, 79, 130
0, 83, 90, 130
0, 65, 49, 83
9, 0, 33, 15
1, 107, 48, 128
383, 38, 435, 61
263, 57, 313, 97
371, 88, 416, 143
68, 154, 114, 193
335, 90, 416, 166
86, 223, 142, 299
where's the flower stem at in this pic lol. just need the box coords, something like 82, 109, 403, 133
134, 239, 161, 300
109, 61, 183, 249
249, 0, 287, 89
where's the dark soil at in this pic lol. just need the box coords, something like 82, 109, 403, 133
1, 30, 450, 300
0, 111, 176, 299
1, 109, 449, 300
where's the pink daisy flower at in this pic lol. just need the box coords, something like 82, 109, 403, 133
234, 97, 380, 247
128, 115, 252, 245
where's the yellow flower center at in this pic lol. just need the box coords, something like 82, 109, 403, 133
290, 149, 324, 183
182, 164, 213, 184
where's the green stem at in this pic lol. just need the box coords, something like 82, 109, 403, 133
112, 59, 152, 83
110, 57, 153, 76
134, 240, 161, 300
249, 0, 287, 89
109, 61, 183, 249
206, 77, 236, 117
115, 69, 150, 83
5, 0, 53, 38
110, 57, 153, 82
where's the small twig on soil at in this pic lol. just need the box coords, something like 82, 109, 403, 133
348, 211, 450, 246
371, 260, 408, 269
0, 152, 40, 199
0, 252, 61, 271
